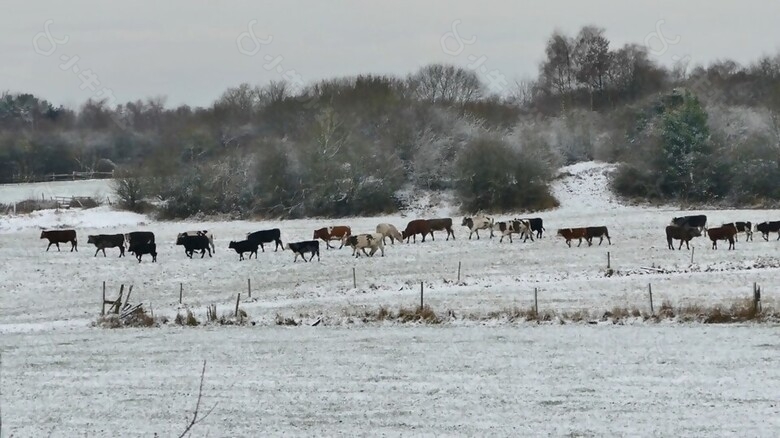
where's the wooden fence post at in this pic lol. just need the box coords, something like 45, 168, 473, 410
754, 282, 761, 313
607, 252, 611, 269
235, 293, 241, 317
534, 287, 538, 316
690, 246, 695, 264
179, 283, 183, 304
101, 281, 106, 316
248, 278, 251, 299
124, 285, 133, 309
352, 267, 357, 289
420, 281, 424, 308
457, 261, 462, 283
648, 283, 654, 315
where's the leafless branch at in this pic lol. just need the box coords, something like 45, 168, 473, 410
178, 360, 217, 438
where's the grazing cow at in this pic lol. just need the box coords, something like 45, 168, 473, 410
722, 222, 753, 242
229, 239, 260, 261
461, 215, 493, 239
671, 215, 708, 232
520, 217, 545, 239
286, 240, 320, 262
87, 234, 126, 257
666, 225, 701, 250
585, 226, 611, 246
246, 228, 284, 252
427, 218, 455, 241
125, 231, 155, 254
177, 231, 215, 253
176, 234, 212, 258
129, 242, 157, 263
706, 225, 737, 250
375, 223, 403, 244
556, 228, 587, 247
755, 221, 780, 241
40, 229, 78, 252
313, 226, 351, 249
402, 219, 432, 243
344, 233, 385, 257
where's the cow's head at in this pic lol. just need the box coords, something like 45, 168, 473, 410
401, 230, 408, 239
228, 241, 237, 249
39, 231, 46, 239
461, 217, 472, 227
175, 235, 185, 245
87, 235, 96, 244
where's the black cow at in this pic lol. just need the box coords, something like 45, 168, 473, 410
40, 229, 78, 252
585, 226, 611, 246
176, 234, 212, 258
229, 239, 259, 261
666, 225, 701, 250
87, 234, 125, 257
521, 217, 545, 239
125, 231, 155, 252
246, 228, 284, 252
129, 242, 157, 263
286, 240, 320, 262
756, 221, 780, 241
671, 215, 707, 231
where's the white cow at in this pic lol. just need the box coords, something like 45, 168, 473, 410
344, 232, 385, 257
375, 223, 403, 244
461, 215, 494, 239
491, 219, 533, 243
177, 230, 215, 252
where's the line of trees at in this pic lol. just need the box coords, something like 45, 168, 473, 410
3, 25, 780, 217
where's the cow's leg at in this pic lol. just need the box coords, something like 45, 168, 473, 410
430, 231, 435, 241
46, 242, 52, 251
566, 239, 571, 248
475, 230, 480, 240
119, 246, 125, 257
94, 247, 100, 257
56, 242, 61, 252
260, 243, 265, 252
729, 238, 735, 250
293, 253, 298, 262
577, 238, 583, 247
361, 248, 370, 257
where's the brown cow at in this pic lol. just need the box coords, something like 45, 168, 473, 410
402, 219, 432, 243
40, 229, 78, 252
707, 225, 737, 250
556, 228, 587, 247
313, 226, 351, 249
426, 218, 455, 241
666, 225, 701, 250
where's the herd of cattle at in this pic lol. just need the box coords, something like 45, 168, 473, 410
36, 214, 780, 262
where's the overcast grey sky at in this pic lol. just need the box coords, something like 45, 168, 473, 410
2, 0, 778, 109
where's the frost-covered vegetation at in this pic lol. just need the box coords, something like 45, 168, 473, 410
2, 26, 780, 217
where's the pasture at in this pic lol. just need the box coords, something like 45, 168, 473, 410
2, 162, 780, 436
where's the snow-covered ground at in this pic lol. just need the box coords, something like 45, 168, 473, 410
0, 179, 114, 204
1, 163, 780, 436
2, 326, 779, 437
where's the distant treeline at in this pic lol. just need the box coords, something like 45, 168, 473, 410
2, 25, 780, 217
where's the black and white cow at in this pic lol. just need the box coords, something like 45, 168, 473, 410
177, 231, 215, 253
461, 215, 493, 239
343, 233, 385, 257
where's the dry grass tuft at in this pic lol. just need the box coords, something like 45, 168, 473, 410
397, 305, 440, 324
175, 310, 200, 326
275, 314, 299, 326
94, 306, 161, 328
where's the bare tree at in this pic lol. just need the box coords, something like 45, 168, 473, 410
179, 360, 217, 438
407, 64, 483, 104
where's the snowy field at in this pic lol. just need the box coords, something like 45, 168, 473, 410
2, 326, 780, 437
1, 162, 780, 436
0, 179, 113, 205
